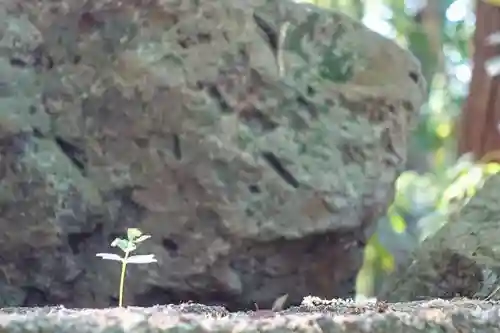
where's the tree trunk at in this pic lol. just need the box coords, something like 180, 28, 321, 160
458, 0, 500, 163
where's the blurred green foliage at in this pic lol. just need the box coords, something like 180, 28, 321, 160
299, 0, 500, 298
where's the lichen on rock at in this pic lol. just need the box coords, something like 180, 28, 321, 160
0, 0, 425, 309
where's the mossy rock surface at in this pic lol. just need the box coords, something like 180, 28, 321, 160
0, 0, 425, 309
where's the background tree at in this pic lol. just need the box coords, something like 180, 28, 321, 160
458, 1, 500, 163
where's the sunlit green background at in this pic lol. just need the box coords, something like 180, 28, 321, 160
298, 0, 495, 298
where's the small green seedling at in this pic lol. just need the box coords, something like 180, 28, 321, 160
96, 228, 157, 307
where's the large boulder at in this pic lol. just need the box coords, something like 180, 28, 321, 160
0, 0, 425, 309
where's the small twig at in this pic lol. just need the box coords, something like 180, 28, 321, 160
250, 294, 289, 318
271, 294, 288, 312
485, 285, 500, 301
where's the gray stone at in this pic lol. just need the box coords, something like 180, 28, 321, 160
379, 173, 500, 302
0, 0, 425, 309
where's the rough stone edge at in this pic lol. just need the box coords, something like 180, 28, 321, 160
2, 299, 500, 332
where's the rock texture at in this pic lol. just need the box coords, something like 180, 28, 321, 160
0, 0, 425, 309
2, 298, 500, 333
378, 173, 500, 302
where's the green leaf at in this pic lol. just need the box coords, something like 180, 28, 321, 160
126, 254, 157, 264
96, 253, 123, 261
133, 235, 151, 243
111, 238, 136, 253
389, 213, 406, 234
387, 206, 406, 234
127, 228, 143, 241
111, 238, 125, 247
372, 237, 395, 273
484, 163, 500, 175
